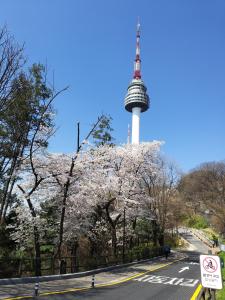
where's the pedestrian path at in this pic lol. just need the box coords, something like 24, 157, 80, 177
0, 252, 185, 300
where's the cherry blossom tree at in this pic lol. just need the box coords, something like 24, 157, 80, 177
13, 152, 67, 275
9, 115, 115, 275
51, 115, 111, 273
10, 139, 179, 275
66, 142, 162, 258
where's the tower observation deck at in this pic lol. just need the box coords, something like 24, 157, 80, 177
124, 21, 150, 144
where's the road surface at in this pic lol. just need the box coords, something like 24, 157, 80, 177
37, 258, 201, 300
0, 230, 210, 300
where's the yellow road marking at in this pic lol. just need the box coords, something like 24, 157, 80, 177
4, 296, 32, 300
4, 258, 184, 300
190, 283, 203, 300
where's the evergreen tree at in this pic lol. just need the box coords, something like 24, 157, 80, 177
91, 114, 114, 147
0, 64, 55, 223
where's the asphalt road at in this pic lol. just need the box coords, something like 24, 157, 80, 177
179, 229, 210, 254
37, 231, 208, 300
0, 230, 209, 300
38, 258, 201, 300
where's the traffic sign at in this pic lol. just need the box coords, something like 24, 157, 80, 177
200, 254, 223, 289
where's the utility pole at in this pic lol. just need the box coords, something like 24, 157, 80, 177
77, 122, 80, 153
122, 207, 126, 263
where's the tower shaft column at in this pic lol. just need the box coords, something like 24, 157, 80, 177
132, 107, 141, 144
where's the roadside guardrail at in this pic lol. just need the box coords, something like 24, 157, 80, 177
191, 229, 214, 248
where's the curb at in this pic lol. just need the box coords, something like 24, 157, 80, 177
190, 283, 203, 300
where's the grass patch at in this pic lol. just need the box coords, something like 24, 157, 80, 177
184, 215, 208, 229
216, 251, 225, 300
202, 228, 219, 240
164, 234, 180, 248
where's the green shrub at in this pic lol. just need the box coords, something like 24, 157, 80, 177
216, 251, 225, 299
184, 214, 208, 229
164, 235, 180, 247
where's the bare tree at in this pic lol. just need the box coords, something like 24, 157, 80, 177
179, 161, 225, 236
142, 157, 180, 246
0, 25, 24, 111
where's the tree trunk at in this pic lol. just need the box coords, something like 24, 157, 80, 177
21, 192, 43, 277
158, 231, 164, 247
129, 237, 133, 250
111, 227, 117, 259
70, 241, 79, 273
152, 220, 158, 247
33, 226, 41, 276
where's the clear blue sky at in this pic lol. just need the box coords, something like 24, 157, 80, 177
1, 0, 225, 172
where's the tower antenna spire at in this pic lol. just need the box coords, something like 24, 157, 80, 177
134, 18, 141, 79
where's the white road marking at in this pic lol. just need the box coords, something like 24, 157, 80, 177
180, 279, 199, 287
164, 277, 178, 285
134, 275, 199, 287
179, 266, 190, 273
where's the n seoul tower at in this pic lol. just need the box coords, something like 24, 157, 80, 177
124, 21, 150, 144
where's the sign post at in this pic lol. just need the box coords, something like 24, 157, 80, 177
200, 254, 223, 290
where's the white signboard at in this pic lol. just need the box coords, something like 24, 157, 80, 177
220, 244, 225, 251
200, 254, 223, 289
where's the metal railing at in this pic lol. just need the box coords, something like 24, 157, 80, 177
197, 287, 216, 300
0, 247, 164, 278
